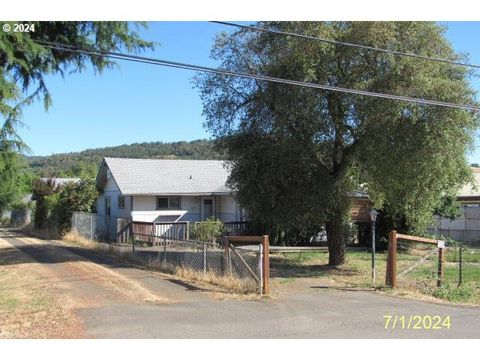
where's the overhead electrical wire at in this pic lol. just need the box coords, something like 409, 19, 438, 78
34, 40, 480, 112
210, 21, 480, 70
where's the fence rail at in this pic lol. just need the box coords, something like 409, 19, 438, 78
223, 221, 250, 236
386, 230, 480, 296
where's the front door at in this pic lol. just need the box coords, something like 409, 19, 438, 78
201, 197, 214, 220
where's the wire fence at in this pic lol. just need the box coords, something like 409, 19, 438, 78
395, 242, 480, 295
396, 243, 440, 291
443, 246, 480, 288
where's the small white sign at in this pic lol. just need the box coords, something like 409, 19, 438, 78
437, 240, 445, 249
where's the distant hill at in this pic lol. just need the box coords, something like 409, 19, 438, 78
26, 139, 225, 177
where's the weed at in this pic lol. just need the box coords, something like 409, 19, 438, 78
433, 284, 477, 303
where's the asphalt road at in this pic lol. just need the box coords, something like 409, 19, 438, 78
1, 229, 479, 338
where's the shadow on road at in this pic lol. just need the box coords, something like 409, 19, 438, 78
310, 285, 376, 292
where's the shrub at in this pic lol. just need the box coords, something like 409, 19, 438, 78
53, 179, 98, 235
192, 217, 225, 242
32, 178, 59, 229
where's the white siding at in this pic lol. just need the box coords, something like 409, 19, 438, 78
132, 196, 156, 211
218, 195, 238, 222
128, 194, 240, 222
96, 177, 131, 219
180, 196, 200, 222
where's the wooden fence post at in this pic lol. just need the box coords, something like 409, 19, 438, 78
386, 230, 397, 288
437, 247, 444, 287
262, 235, 270, 295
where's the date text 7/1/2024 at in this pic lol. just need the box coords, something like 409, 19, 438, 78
384, 315, 451, 330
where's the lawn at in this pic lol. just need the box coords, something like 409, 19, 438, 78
271, 246, 480, 305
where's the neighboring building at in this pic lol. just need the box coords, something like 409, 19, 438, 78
428, 168, 480, 246
95, 158, 247, 233
40, 177, 81, 187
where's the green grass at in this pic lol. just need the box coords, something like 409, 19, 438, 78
0, 295, 19, 312
433, 284, 477, 303
274, 247, 480, 304
445, 248, 480, 263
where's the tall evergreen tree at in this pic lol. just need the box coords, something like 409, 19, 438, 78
0, 21, 154, 213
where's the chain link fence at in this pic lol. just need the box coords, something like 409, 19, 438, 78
70, 212, 264, 293
71, 212, 105, 241
127, 232, 262, 292
127, 231, 263, 294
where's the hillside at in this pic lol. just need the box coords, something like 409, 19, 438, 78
26, 139, 225, 177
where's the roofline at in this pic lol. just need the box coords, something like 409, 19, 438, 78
103, 157, 227, 163
95, 158, 107, 186
122, 192, 234, 196
96, 158, 123, 193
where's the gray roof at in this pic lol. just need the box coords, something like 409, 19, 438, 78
100, 158, 232, 195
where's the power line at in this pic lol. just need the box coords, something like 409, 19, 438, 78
211, 21, 480, 70
35, 40, 480, 112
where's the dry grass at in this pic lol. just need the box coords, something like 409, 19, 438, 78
61, 231, 260, 297
22, 224, 59, 240
174, 266, 259, 294
0, 237, 83, 338
62, 230, 98, 249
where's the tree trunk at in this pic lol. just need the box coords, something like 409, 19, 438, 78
326, 211, 346, 266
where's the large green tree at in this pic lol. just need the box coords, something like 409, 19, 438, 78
196, 22, 479, 265
0, 21, 153, 212
0, 148, 22, 215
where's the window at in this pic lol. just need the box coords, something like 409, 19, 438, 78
169, 197, 180, 209
105, 197, 111, 216
118, 195, 125, 209
156, 196, 181, 210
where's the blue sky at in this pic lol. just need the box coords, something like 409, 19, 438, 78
17, 21, 480, 162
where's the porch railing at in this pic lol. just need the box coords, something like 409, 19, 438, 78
116, 220, 251, 243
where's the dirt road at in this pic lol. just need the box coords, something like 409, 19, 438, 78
1, 228, 479, 338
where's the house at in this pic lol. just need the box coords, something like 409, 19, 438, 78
95, 158, 247, 238
428, 167, 480, 246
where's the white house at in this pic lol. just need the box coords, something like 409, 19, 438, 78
95, 157, 247, 232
